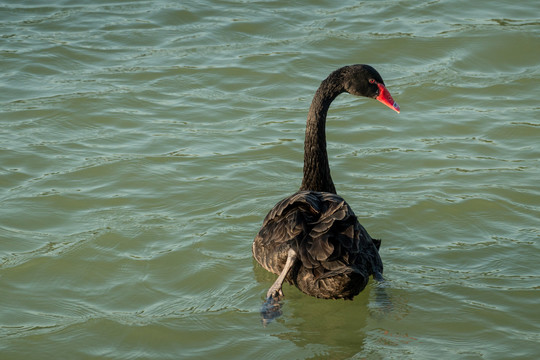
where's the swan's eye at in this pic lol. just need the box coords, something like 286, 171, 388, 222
369, 79, 376, 84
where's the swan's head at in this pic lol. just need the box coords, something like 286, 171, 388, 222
342, 64, 400, 113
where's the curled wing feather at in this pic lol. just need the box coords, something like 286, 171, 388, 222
253, 191, 383, 281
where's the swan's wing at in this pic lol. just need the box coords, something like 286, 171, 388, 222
253, 191, 320, 273
298, 192, 383, 278
254, 191, 383, 279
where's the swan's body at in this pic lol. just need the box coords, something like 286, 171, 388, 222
253, 190, 383, 299
253, 65, 399, 316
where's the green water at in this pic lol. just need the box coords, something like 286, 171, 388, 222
1, 1, 539, 359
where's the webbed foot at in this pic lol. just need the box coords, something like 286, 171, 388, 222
259, 248, 297, 326
260, 294, 283, 326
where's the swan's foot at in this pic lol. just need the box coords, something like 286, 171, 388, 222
260, 248, 297, 326
266, 283, 284, 300
261, 283, 285, 326
261, 294, 283, 326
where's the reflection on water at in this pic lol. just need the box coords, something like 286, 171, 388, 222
371, 280, 395, 318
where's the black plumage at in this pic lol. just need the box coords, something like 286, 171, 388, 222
253, 190, 382, 299
253, 65, 399, 314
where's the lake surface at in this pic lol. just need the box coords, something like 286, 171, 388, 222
1, 0, 539, 359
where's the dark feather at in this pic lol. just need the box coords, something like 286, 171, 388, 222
253, 190, 383, 299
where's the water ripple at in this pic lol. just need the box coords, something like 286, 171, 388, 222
1, 0, 539, 358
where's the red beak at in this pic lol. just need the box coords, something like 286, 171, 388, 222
376, 83, 400, 113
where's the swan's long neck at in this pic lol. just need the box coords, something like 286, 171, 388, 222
300, 72, 345, 194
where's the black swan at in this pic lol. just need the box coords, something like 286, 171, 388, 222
252, 64, 399, 320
